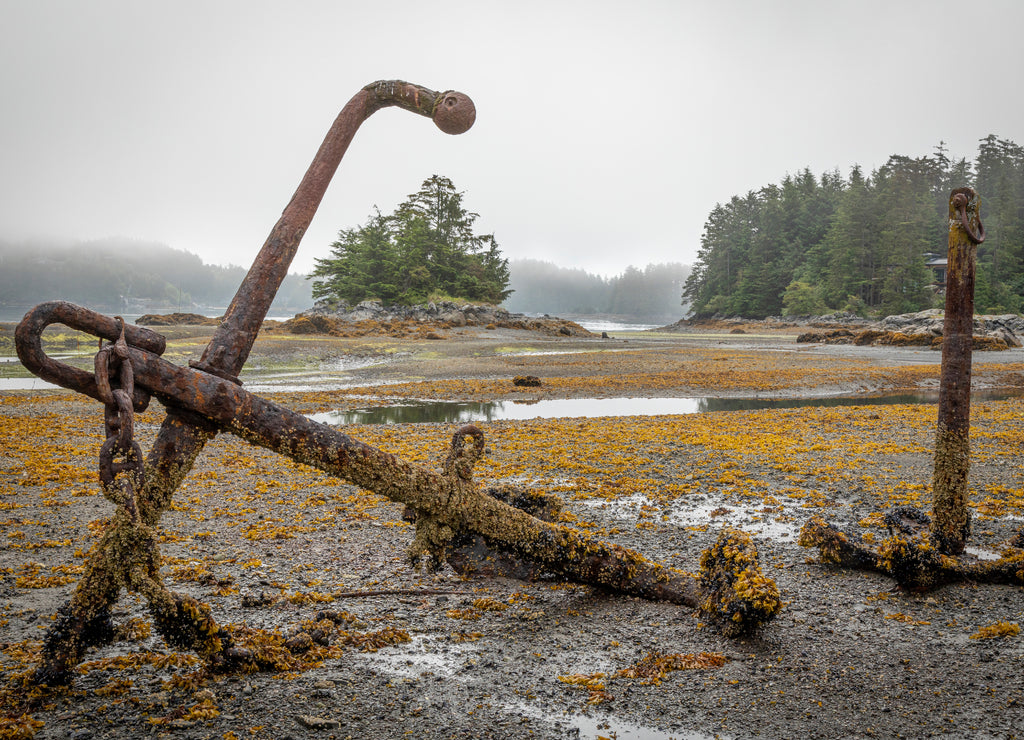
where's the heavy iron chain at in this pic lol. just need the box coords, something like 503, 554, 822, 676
94, 318, 144, 524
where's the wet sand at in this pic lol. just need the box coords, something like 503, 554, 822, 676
2, 325, 1023, 739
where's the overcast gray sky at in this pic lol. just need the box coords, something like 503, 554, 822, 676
2, 0, 1022, 278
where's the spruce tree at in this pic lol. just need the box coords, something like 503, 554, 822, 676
310, 176, 512, 306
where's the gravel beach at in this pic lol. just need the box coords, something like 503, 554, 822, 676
2, 323, 1023, 739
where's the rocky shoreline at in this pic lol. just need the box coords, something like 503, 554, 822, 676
661, 309, 1024, 350
270, 298, 594, 338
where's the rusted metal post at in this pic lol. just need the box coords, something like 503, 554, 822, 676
800, 190, 1023, 590
931, 187, 985, 555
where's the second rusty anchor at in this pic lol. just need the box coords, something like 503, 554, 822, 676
799, 188, 1024, 591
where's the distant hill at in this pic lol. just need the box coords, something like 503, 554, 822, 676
0, 237, 312, 317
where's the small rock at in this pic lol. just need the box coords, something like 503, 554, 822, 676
297, 715, 341, 730
146, 690, 171, 707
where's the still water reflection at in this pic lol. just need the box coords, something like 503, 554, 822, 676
310, 390, 1023, 426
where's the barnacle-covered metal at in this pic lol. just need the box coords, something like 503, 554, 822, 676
932, 187, 984, 554
801, 189, 1024, 590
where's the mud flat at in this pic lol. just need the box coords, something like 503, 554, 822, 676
2, 325, 1023, 739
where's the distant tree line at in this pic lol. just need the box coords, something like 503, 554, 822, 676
310, 176, 511, 306
0, 237, 312, 315
503, 259, 690, 321
683, 135, 1024, 318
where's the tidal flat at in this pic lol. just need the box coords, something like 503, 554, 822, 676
1, 323, 1023, 739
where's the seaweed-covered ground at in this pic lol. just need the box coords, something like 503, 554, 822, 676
1, 324, 1023, 739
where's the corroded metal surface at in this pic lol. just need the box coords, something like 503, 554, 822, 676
13, 80, 481, 687
13, 79, 778, 694
16, 300, 164, 410
801, 188, 1024, 589
932, 187, 984, 554
17, 302, 712, 605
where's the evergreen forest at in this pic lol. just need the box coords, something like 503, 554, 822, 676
309, 176, 511, 306
683, 135, 1024, 318
0, 238, 312, 317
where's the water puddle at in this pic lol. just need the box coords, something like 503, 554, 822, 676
241, 357, 390, 392
576, 320, 661, 332
0, 377, 62, 391
566, 713, 720, 740
354, 635, 478, 680
965, 546, 1003, 562
514, 703, 721, 739
579, 491, 819, 543
309, 390, 1024, 426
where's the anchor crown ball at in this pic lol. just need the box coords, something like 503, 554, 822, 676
433, 91, 476, 135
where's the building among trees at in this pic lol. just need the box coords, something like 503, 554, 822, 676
684, 136, 1024, 318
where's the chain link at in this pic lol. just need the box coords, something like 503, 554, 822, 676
95, 318, 144, 523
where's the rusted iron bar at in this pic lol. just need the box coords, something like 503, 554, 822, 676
15, 301, 165, 411
799, 188, 1024, 592
931, 187, 985, 554
18, 302, 780, 633
196, 81, 475, 377
151, 80, 476, 511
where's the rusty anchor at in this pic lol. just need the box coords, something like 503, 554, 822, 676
14, 80, 779, 688
799, 188, 1024, 591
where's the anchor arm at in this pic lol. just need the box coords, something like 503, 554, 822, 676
122, 342, 776, 624
144, 79, 474, 517
199, 81, 475, 376
15, 302, 704, 605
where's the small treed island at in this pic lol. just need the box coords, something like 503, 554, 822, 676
309, 175, 513, 307
0, 176, 688, 325
307, 174, 690, 323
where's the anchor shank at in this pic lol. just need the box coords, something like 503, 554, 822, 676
127, 347, 701, 605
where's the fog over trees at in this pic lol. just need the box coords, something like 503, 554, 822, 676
0, 238, 312, 316
0, 233, 691, 323
16, 133, 1021, 326
503, 260, 690, 322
